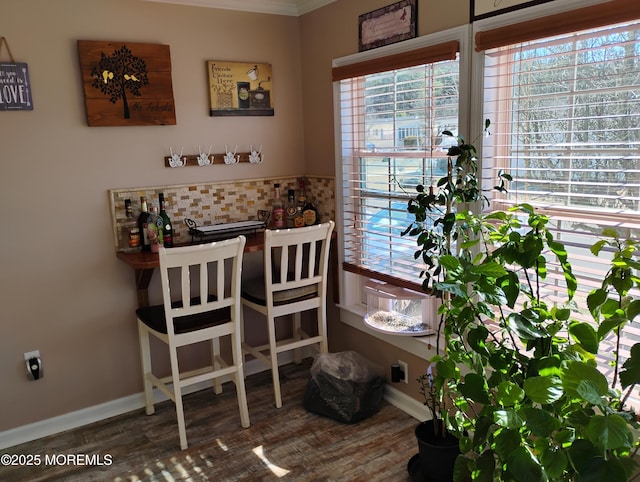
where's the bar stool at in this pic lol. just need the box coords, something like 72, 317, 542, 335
136, 236, 250, 450
241, 221, 335, 408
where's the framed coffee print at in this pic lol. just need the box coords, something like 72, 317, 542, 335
359, 0, 417, 52
207, 61, 274, 117
471, 0, 554, 21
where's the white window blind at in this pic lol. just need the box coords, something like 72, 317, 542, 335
481, 19, 640, 409
336, 51, 460, 289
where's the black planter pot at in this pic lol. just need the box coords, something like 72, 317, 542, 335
410, 420, 460, 482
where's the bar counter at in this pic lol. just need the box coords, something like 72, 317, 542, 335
117, 231, 337, 307
117, 233, 266, 307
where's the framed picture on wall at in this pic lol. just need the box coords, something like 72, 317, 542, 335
359, 0, 417, 52
471, 0, 555, 21
77, 40, 176, 126
207, 61, 274, 117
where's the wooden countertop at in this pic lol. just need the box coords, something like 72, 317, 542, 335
116, 232, 266, 269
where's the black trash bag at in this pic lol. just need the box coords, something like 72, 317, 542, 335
303, 351, 385, 423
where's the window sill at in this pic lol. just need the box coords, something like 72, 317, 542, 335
337, 303, 442, 360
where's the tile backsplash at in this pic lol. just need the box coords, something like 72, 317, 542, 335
109, 175, 335, 251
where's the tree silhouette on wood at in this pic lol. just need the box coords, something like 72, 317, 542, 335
90, 45, 149, 119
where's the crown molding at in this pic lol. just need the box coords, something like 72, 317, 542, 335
142, 0, 335, 16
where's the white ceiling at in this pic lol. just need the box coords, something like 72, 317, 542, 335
143, 0, 336, 16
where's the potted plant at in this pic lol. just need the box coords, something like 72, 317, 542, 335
403, 122, 640, 481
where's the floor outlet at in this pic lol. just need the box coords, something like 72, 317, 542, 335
398, 360, 408, 384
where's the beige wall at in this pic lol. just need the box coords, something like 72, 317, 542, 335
0, 0, 306, 432
0, 0, 469, 434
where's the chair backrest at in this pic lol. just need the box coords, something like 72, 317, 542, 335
158, 236, 246, 336
263, 221, 335, 306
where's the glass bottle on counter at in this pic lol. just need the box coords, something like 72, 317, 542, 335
158, 193, 173, 248
147, 205, 164, 252
299, 180, 319, 226
137, 197, 151, 252
295, 182, 306, 228
285, 189, 297, 228
271, 183, 285, 229
122, 199, 140, 250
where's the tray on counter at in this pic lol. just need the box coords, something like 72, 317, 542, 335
184, 213, 268, 244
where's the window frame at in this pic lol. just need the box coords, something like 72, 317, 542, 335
333, 26, 472, 313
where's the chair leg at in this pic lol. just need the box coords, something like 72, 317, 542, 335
168, 345, 188, 450
267, 313, 283, 408
211, 338, 222, 395
231, 331, 250, 428
239, 305, 247, 379
137, 322, 155, 415
318, 304, 328, 353
293, 312, 302, 364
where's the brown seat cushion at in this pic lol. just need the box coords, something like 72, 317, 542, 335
136, 297, 231, 334
241, 276, 318, 307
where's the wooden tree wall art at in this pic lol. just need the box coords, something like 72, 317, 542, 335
77, 40, 176, 126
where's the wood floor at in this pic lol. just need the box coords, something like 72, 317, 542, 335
2, 361, 419, 481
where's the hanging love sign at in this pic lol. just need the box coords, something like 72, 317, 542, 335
0, 37, 33, 111
0, 62, 33, 111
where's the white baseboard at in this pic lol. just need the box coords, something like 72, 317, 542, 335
0, 358, 268, 450
1, 354, 425, 450
383, 384, 426, 422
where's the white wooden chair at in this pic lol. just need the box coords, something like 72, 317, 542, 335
241, 221, 335, 408
136, 236, 250, 450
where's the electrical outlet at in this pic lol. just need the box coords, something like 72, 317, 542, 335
24, 350, 40, 361
24, 350, 42, 380
398, 360, 408, 384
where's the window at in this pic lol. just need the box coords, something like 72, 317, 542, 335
479, 12, 640, 408
333, 32, 465, 291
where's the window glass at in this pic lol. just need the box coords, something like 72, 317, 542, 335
339, 57, 460, 286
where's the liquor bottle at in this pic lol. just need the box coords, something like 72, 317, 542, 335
137, 197, 151, 252
158, 193, 173, 248
271, 183, 285, 229
285, 189, 297, 228
295, 182, 306, 228
299, 180, 319, 226
122, 199, 140, 250
147, 205, 164, 252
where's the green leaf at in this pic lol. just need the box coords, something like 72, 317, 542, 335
597, 314, 626, 340
496, 381, 525, 407
467, 325, 490, 356
523, 376, 563, 404
620, 343, 640, 388
590, 239, 608, 256
470, 260, 508, 278
585, 414, 634, 451
522, 407, 562, 438
505, 446, 546, 482
497, 272, 520, 308
459, 373, 490, 404
569, 437, 634, 481
453, 454, 472, 482
507, 312, 547, 340
494, 409, 525, 429
587, 289, 607, 316
435, 358, 459, 380
493, 428, 521, 459
472, 415, 494, 450
478, 283, 508, 306
472, 450, 494, 482
562, 361, 608, 401
439, 254, 460, 271
626, 299, 640, 321
569, 322, 599, 354
576, 380, 604, 405
540, 447, 567, 479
